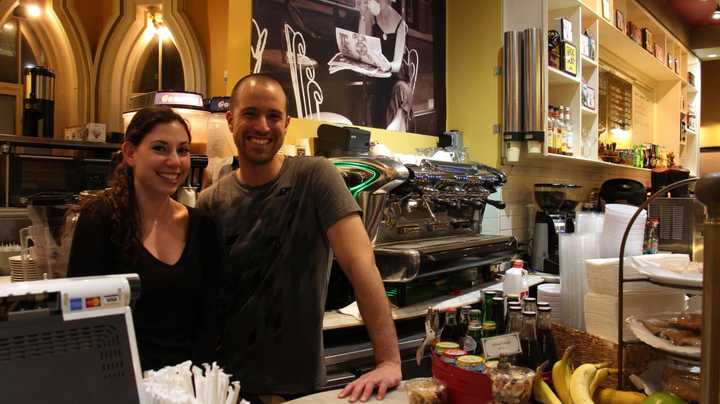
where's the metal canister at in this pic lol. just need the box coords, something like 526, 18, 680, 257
434, 341, 460, 356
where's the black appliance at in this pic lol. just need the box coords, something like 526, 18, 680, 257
599, 178, 646, 206
651, 168, 691, 197
315, 124, 371, 157
0, 134, 118, 207
23, 66, 55, 138
531, 183, 582, 274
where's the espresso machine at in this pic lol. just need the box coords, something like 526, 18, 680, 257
531, 183, 582, 274
23, 66, 55, 138
322, 156, 517, 388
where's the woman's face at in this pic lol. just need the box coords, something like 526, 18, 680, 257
123, 121, 191, 197
368, 0, 390, 16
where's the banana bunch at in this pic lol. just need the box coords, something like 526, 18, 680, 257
534, 344, 647, 404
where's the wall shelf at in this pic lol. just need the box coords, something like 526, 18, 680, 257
582, 55, 598, 68
549, 66, 581, 85
525, 152, 651, 172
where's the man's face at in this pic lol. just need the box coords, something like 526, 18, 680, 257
227, 80, 290, 165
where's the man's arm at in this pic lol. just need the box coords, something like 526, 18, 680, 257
329, 214, 402, 402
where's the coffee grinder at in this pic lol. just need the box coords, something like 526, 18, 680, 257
532, 183, 582, 274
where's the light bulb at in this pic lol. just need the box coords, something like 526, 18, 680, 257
26, 4, 41, 18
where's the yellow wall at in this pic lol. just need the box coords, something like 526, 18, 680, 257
446, 0, 502, 166
701, 60, 720, 147
184, 0, 229, 97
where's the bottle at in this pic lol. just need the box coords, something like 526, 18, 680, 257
467, 323, 484, 356
441, 308, 459, 342
458, 305, 472, 341
482, 321, 497, 339
523, 297, 537, 313
538, 306, 558, 364
468, 309, 483, 326
519, 311, 541, 368
492, 296, 506, 335
555, 106, 565, 154
482, 291, 497, 323
506, 306, 523, 334
547, 105, 556, 154
564, 106, 574, 155
644, 218, 659, 254
503, 260, 529, 301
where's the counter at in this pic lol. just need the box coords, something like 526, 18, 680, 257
286, 383, 409, 404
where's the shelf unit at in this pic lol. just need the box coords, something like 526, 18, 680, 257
502, 0, 701, 173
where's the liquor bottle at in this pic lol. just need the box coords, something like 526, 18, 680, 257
519, 311, 542, 369
468, 309, 483, 326
468, 323, 484, 356
441, 308, 459, 342
547, 105, 555, 154
555, 106, 565, 154
482, 321, 497, 339
506, 305, 523, 334
538, 306, 558, 364
564, 106, 574, 155
492, 296, 506, 335
524, 297, 537, 313
482, 291, 497, 323
458, 305, 471, 342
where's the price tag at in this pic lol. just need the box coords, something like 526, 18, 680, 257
481, 333, 522, 359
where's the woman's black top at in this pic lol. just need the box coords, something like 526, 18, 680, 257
67, 198, 220, 371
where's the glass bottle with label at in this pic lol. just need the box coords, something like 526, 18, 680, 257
518, 311, 541, 369
467, 323, 483, 356
469, 309, 483, 326
482, 291, 497, 323
506, 305, 523, 334
492, 296, 506, 335
459, 305, 471, 341
564, 106, 574, 155
482, 321, 497, 339
538, 306, 557, 364
441, 308, 459, 342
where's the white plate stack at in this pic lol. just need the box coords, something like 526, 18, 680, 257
538, 283, 562, 323
9, 254, 42, 282
600, 204, 647, 258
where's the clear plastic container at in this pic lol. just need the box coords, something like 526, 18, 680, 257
406, 377, 447, 404
487, 362, 535, 404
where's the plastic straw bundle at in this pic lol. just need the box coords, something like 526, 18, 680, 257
142, 361, 247, 404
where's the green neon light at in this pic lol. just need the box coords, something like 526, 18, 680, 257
333, 161, 381, 199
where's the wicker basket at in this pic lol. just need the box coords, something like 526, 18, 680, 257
552, 322, 663, 387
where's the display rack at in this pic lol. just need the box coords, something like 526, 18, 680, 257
616, 177, 701, 387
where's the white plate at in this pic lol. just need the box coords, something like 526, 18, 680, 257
634, 264, 702, 288
626, 312, 701, 359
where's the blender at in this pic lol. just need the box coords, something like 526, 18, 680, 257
532, 184, 582, 273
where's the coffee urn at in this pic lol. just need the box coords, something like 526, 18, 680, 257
23, 66, 55, 138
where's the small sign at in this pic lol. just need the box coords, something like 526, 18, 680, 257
70, 298, 83, 311
103, 294, 120, 305
561, 42, 577, 76
85, 297, 101, 308
481, 333, 522, 359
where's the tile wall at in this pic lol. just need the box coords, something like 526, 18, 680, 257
482, 159, 651, 249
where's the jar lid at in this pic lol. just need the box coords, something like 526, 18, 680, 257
509, 306, 522, 311
457, 355, 485, 367
522, 311, 537, 316
482, 321, 497, 330
524, 297, 537, 302
443, 349, 467, 358
435, 342, 460, 350
538, 306, 552, 312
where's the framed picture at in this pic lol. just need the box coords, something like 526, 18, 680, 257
558, 17, 573, 42
602, 0, 611, 20
654, 44, 664, 62
642, 28, 654, 53
615, 10, 625, 34
561, 42, 578, 76
251, 0, 447, 135
667, 52, 674, 69
582, 83, 595, 110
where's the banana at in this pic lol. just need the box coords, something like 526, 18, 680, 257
593, 388, 647, 404
569, 362, 608, 404
534, 361, 562, 404
589, 368, 618, 396
552, 345, 575, 404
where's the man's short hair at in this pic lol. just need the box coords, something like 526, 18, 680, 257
229, 73, 291, 115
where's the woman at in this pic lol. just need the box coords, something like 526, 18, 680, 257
359, 0, 413, 131
67, 106, 220, 371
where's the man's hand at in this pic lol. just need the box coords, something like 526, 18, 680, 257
337, 361, 402, 402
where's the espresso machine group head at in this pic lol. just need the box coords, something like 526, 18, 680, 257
532, 183, 583, 274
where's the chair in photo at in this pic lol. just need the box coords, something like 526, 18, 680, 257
386, 47, 419, 132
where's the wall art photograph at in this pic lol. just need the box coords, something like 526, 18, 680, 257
250, 0, 445, 135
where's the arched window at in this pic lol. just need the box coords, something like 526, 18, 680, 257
133, 28, 185, 93
0, 17, 40, 135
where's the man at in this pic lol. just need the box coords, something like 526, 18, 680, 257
197, 73, 401, 403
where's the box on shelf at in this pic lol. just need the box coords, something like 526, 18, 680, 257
561, 41, 577, 76
642, 28, 654, 54
64, 123, 107, 142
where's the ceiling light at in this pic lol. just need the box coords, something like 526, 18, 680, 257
713, 6, 720, 20
26, 4, 41, 18
709, 54, 719, 58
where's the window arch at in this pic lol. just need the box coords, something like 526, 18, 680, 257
95, 0, 206, 133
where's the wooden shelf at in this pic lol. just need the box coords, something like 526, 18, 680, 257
581, 106, 597, 115
598, 21, 679, 82
549, 66, 581, 85
685, 128, 698, 136
582, 55, 598, 68
686, 83, 699, 94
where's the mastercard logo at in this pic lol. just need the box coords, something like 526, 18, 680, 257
85, 297, 101, 308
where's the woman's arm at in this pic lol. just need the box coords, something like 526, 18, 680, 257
67, 201, 114, 277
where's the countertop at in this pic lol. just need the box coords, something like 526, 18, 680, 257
286, 383, 409, 404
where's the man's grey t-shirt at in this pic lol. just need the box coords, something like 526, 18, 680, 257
197, 156, 361, 394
